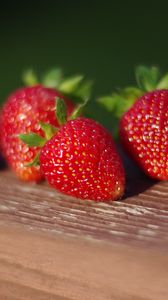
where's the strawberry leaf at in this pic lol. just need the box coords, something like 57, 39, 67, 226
73, 80, 93, 100
56, 97, 67, 126
121, 87, 143, 99
59, 75, 93, 102
97, 87, 142, 117
135, 65, 161, 92
97, 96, 117, 112
25, 152, 40, 167
20, 133, 46, 147
39, 122, 58, 140
42, 68, 63, 88
59, 75, 84, 94
157, 73, 168, 89
22, 69, 39, 86
23, 67, 93, 105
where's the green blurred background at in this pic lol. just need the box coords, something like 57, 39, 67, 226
0, 0, 168, 130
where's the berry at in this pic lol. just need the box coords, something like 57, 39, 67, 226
40, 117, 125, 201
98, 65, 168, 180
120, 89, 168, 180
0, 85, 74, 181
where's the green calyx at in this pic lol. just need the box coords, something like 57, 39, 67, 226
98, 87, 143, 118
97, 65, 168, 137
135, 65, 161, 92
39, 122, 58, 140
19, 103, 59, 167
22, 70, 39, 86
55, 96, 89, 125
56, 98, 67, 126
22, 68, 93, 103
19, 122, 58, 167
56, 96, 89, 125
135, 65, 168, 92
20, 96, 89, 167
20, 119, 58, 149
19, 133, 46, 148
70, 97, 89, 120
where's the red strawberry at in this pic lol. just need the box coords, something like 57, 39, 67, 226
1, 68, 92, 182
98, 65, 168, 180
120, 89, 168, 180
0, 85, 74, 181
20, 98, 125, 201
39, 117, 125, 201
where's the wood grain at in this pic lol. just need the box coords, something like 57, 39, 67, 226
0, 169, 168, 249
0, 168, 168, 299
0, 226, 167, 300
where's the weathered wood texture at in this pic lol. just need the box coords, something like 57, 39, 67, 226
0, 226, 167, 300
0, 169, 168, 299
0, 169, 168, 249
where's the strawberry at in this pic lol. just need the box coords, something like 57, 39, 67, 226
1, 69, 92, 182
40, 118, 125, 200
120, 89, 168, 180
20, 99, 125, 201
0, 85, 74, 181
98, 65, 168, 180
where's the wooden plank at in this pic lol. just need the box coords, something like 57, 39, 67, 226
0, 169, 168, 249
0, 165, 168, 299
0, 226, 167, 300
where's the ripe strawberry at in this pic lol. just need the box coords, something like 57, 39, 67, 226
1, 68, 92, 182
120, 89, 168, 180
98, 65, 168, 180
20, 99, 125, 201
39, 117, 125, 201
1, 85, 74, 181
20, 98, 125, 201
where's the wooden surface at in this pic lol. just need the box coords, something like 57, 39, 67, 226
0, 169, 168, 249
0, 226, 168, 300
0, 167, 168, 299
